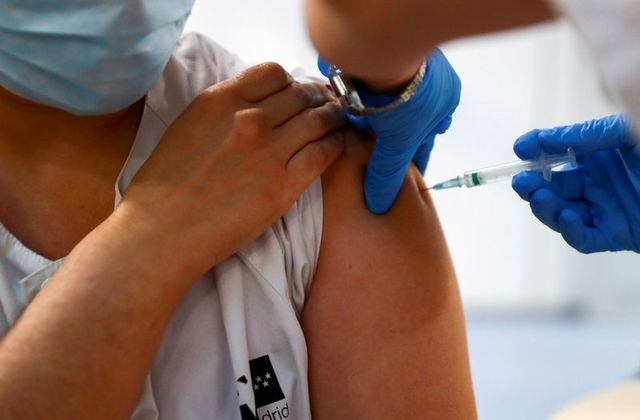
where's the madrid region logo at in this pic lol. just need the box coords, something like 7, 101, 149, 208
240, 355, 288, 420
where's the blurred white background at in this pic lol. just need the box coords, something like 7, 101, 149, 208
186, 1, 640, 418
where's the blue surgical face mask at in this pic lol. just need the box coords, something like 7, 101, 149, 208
0, 0, 195, 115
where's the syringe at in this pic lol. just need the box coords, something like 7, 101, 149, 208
430, 148, 578, 191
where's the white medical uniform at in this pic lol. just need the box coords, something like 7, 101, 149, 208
0, 33, 322, 420
552, 0, 640, 126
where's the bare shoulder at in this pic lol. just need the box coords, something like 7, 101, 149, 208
302, 127, 476, 419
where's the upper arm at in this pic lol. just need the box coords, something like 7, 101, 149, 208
301, 128, 476, 419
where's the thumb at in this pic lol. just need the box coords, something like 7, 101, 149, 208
364, 141, 416, 214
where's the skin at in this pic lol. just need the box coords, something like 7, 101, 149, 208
304, 131, 476, 418
306, 0, 556, 91
0, 63, 348, 419
0, 85, 144, 259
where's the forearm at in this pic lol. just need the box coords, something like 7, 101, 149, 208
0, 210, 193, 419
307, 0, 555, 90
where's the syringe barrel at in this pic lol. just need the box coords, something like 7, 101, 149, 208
464, 159, 539, 187
434, 149, 577, 190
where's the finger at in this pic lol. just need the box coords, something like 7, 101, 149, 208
529, 189, 564, 232
513, 130, 543, 160
364, 142, 416, 214
512, 171, 548, 201
538, 115, 631, 155
413, 138, 436, 175
287, 129, 345, 189
258, 82, 333, 127
317, 56, 331, 77
512, 170, 584, 201
527, 188, 591, 232
347, 114, 371, 131
559, 209, 610, 254
233, 62, 294, 102
546, 169, 585, 200
277, 100, 346, 155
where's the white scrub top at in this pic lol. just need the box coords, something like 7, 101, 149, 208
0, 33, 322, 420
552, 0, 640, 126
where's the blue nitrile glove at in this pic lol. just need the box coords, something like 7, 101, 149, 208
318, 50, 461, 214
512, 114, 640, 254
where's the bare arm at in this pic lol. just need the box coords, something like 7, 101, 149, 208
303, 129, 476, 418
307, 0, 555, 90
0, 216, 193, 419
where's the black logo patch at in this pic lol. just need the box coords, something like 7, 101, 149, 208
250, 355, 285, 408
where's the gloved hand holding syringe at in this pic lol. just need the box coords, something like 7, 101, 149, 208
430, 148, 578, 191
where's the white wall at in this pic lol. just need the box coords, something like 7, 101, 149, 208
186, 0, 317, 73
186, 1, 640, 316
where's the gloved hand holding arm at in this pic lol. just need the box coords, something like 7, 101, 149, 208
512, 114, 640, 253
320, 49, 461, 214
